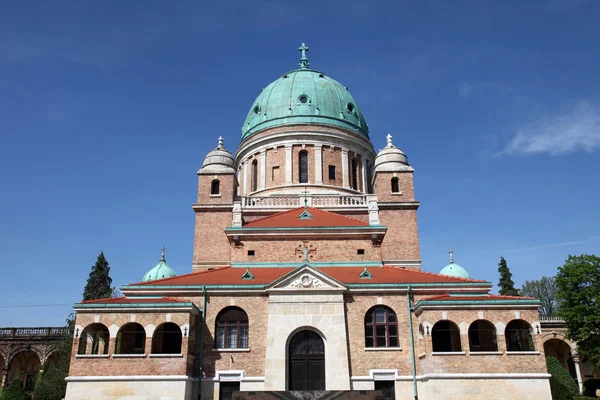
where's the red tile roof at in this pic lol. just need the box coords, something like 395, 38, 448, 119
130, 265, 487, 287
242, 207, 369, 228
80, 296, 192, 304
420, 294, 535, 301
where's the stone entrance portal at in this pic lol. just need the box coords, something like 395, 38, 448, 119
288, 330, 325, 390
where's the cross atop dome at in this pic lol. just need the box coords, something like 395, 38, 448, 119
161, 246, 166, 261
386, 134, 393, 147
299, 42, 310, 69
449, 249, 454, 264
217, 136, 223, 149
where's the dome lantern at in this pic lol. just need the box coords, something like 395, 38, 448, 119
200, 136, 235, 174
374, 134, 410, 171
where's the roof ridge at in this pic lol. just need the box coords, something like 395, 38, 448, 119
80, 296, 124, 304
132, 266, 232, 286
382, 265, 488, 283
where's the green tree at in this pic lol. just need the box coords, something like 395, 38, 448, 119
555, 254, 600, 368
521, 276, 559, 316
546, 356, 579, 400
82, 252, 113, 301
0, 378, 29, 400
498, 256, 519, 295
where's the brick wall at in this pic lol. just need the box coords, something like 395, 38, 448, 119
192, 209, 232, 270
231, 238, 381, 263
378, 208, 421, 263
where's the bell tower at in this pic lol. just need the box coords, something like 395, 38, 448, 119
373, 134, 421, 268
192, 137, 238, 270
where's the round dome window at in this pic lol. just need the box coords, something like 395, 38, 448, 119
347, 103, 355, 113
253, 105, 261, 114
298, 95, 309, 104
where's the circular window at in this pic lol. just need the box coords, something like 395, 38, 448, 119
298, 95, 309, 104
253, 105, 260, 114
347, 103, 355, 113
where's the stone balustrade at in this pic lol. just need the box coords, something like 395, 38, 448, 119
0, 327, 69, 337
241, 194, 368, 209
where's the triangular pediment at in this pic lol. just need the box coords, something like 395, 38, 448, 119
242, 207, 369, 228
267, 265, 346, 291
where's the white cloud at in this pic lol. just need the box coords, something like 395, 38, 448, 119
505, 237, 600, 253
545, 0, 590, 12
501, 101, 600, 156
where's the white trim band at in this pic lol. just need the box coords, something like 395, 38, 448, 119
66, 375, 198, 382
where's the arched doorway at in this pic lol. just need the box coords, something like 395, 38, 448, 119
544, 339, 577, 381
8, 350, 40, 391
288, 330, 325, 390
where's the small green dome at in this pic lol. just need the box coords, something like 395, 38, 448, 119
439, 263, 470, 279
241, 44, 369, 141
143, 250, 176, 282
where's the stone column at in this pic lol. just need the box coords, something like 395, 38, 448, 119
361, 156, 368, 193
341, 148, 350, 189
285, 145, 293, 184
315, 144, 323, 185
1, 367, 8, 389
573, 355, 584, 394
260, 150, 267, 190
243, 160, 248, 195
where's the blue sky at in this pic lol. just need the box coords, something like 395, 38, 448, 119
1, 0, 598, 326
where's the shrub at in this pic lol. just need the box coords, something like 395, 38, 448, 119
583, 378, 600, 397
547, 356, 579, 400
0, 378, 30, 400
33, 364, 67, 400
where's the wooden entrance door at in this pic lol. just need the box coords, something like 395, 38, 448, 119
288, 330, 325, 390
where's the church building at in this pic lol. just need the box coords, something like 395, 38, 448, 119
64, 44, 553, 400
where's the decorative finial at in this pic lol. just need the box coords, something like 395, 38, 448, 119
449, 249, 454, 264
298, 42, 309, 69
161, 246, 166, 261
217, 136, 223, 148
386, 134, 393, 147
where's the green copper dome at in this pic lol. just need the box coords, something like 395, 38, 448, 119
241, 43, 369, 141
143, 249, 177, 282
439, 250, 470, 279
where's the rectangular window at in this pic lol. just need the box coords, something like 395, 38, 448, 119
247, 250, 255, 256
328, 165, 336, 180
272, 165, 279, 181
357, 249, 365, 255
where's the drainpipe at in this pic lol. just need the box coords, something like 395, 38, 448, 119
407, 284, 419, 400
198, 285, 207, 400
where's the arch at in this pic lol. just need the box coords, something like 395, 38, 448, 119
78, 323, 109, 355
431, 320, 462, 352
505, 319, 535, 351
251, 159, 258, 192
116, 322, 146, 354
151, 322, 182, 354
351, 159, 358, 190
391, 177, 399, 193
7, 350, 40, 391
544, 339, 577, 380
364, 305, 398, 348
468, 320, 498, 352
215, 306, 248, 349
299, 150, 308, 183
211, 179, 220, 195
0, 353, 5, 379
288, 330, 325, 390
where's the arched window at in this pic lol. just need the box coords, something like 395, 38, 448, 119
351, 159, 358, 190
116, 323, 146, 354
251, 160, 258, 192
391, 177, 399, 193
151, 322, 182, 354
77, 323, 110, 355
299, 151, 308, 183
215, 307, 248, 349
364, 306, 398, 347
211, 179, 220, 195
505, 320, 534, 351
366, 161, 373, 194
468, 320, 498, 352
431, 320, 462, 352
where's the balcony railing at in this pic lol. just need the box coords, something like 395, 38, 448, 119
0, 327, 69, 337
539, 316, 565, 323
241, 194, 369, 209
